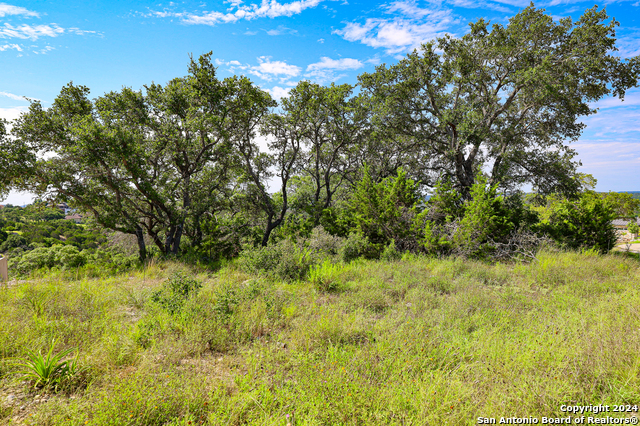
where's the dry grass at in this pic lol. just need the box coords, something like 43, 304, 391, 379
0, 252, 639, 425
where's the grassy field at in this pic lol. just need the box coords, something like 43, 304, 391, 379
1, 250, 639, 425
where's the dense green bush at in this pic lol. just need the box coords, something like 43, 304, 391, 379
348, 167, 422, 256
416, 176, 541, 260
150, 271, 202, 315
0, 233, 27, 252
541, 192, 617, 253
14, 245, 86, 273
236, 239, 315, 281
338, 232, 371, 262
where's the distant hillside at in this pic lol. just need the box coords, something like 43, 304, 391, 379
619, 191, 640, 200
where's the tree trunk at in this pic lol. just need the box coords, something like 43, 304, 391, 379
135, 224, 147, 262
261, 215, 282, 247
172, 221, 184, 255
164, 225, 176, 256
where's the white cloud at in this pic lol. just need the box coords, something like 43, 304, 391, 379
0, 43, 21, 51
217, 56, 302, 82
0, 3, 39, 18
67, 27, 99, 36
0, 23, 64, 40
0, 23, 99, 42
317, 38, 324, 43
305, 57, 363, 84
590, 91, 640, 110
0, 91, 26, 100
265, 25, 297, 35
333, 3, 456, 54
571, 89, 640, 190
155, 0, 324, 26
306, 57, 364, 71
616, 31, 640, 59
249, 56, 301, 81
484, 0, 529, 6
385, 1, 432, 18
33, 45, 54, 54
0, 105, 28, 122
447, 0, 512, 12
265, 85, 292, 100
366, 56, 381, 65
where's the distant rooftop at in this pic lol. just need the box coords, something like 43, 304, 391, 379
612, 218, 640, 227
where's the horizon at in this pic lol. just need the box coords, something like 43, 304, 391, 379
1, 0, 639, 205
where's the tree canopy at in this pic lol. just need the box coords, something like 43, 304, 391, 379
1, 5, 638, 262
358, 5, 639, 196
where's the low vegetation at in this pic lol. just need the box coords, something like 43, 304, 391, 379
1, 250, 639, 425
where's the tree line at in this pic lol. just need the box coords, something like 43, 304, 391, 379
1, 5, 639, 265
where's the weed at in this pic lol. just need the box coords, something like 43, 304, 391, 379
308, 259, 345, 292
151, 271, 202, 314
16, 340, 85, 391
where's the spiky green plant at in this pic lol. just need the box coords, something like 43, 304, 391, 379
17, 340, 82, 390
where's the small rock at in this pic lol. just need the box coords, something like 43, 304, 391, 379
6, 394, 15, 403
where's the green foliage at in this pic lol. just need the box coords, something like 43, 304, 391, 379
307, 226, 344, 257
541, 192, 617, 253
359, 5, 639, 196
602, 192, 640, 218
237, 239, 316, 281
151, 271, 202, 315
380, 240, 402, 262
417, 176, 541, 259
0, 233, 27, 252
308, 259, 346, 292
425, 179, 465, 225
15, 245, 87, 273
16, 340, 84, 390
349, 167, 422, 256
452, 177, 514, 259
628, 221, 639, 236
338, 232, 371, 263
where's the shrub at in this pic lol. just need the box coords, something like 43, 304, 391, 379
541, 192, 617, 253
15, 245, 87, 274
380, 240, 402, 262
237, 245, 282, 275
308, 259, 345, 292
339, 232, 370, 262
151, 271, 202, 315
273, 241, 315, 281
628, 220, 639, 236
452, 176, 513, 259
237, 239, 315, 281
348, 167, 422, 255
416, 176, 541, 260
0, 233, 27, 252
307, 226, 344, 258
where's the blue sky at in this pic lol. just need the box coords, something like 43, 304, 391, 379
1, 0, 639, 204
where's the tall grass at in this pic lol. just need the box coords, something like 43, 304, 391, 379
0, 251, 639, 425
